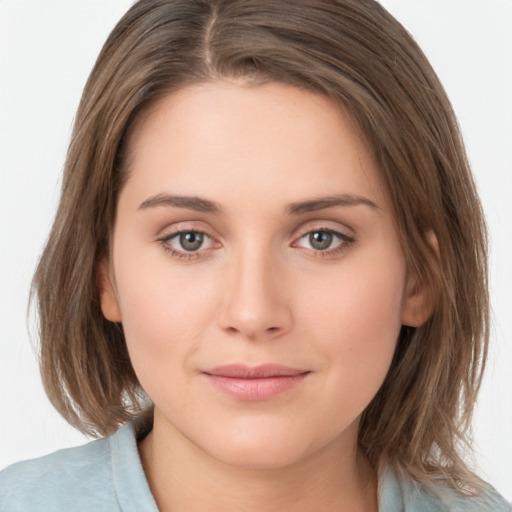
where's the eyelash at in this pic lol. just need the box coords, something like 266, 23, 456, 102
156, 227, 356, 261
157, 230, 215, 261
293, 227, 356, 257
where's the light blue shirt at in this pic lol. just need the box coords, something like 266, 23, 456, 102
1, 422, 509, 511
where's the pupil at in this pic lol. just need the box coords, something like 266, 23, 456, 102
180, 232, 203, 251
309, 231, 332, 250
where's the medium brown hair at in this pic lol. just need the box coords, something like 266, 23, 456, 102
33, 0, 488, 492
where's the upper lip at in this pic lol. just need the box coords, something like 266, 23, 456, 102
202, 364, 309, 379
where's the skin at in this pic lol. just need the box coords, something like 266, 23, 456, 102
99, 81, 430, 512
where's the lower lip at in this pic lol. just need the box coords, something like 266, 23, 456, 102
204, 374, 308, 401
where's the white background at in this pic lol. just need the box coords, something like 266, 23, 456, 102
1, 0, 511, 500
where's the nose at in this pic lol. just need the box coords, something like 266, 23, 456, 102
217, 247, 293, 341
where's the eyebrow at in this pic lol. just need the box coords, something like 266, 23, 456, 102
286, 194, 380, 215
137, 193, 379, 215
138, 194, 223, 214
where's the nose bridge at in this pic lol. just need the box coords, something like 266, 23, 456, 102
218, 240, 292, 340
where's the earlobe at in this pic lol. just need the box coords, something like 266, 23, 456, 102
401, 274, 433, 327
97, 257, 122, 322
401, 231, 438, 327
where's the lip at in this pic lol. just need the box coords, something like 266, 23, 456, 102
202, 364, 310, 401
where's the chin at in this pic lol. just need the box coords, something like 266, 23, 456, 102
196, 425, 326, 470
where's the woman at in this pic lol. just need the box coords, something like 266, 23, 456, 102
1, 1, 510, 510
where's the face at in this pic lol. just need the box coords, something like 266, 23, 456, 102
100, 81, 427, 469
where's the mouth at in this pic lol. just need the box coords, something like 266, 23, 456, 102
202, 364, 310, 401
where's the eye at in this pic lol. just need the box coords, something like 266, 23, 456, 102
158, 230, 216, 257
295, 229, 355, 255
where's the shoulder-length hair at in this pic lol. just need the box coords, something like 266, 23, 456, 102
33, 0, 488, 491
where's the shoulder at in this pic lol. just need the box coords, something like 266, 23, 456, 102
411, 482, 511, 512
379, 467, 511, 512
0, 421, 157, 512
0, 435, 118, 512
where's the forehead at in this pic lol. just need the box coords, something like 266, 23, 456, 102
122, 81, 388, 213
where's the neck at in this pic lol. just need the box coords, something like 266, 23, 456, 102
138, 413, 378, 512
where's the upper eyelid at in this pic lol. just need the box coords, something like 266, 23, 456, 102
297, 226, 349, 236
292, 221, 354, 239
159, 227, 349, 240
160, 228, 210, 239
293, 229, 354, 247
158, 230, 217, 249
155, 220, 355, 243
156, 221, 216, 239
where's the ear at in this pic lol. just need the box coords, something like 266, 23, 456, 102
97, 257, 122, 323
401, 231, 438, 327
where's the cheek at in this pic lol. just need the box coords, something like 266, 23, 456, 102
298, 251, 406, 402
112, 252, 220, 387
303, 255, 404, 339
